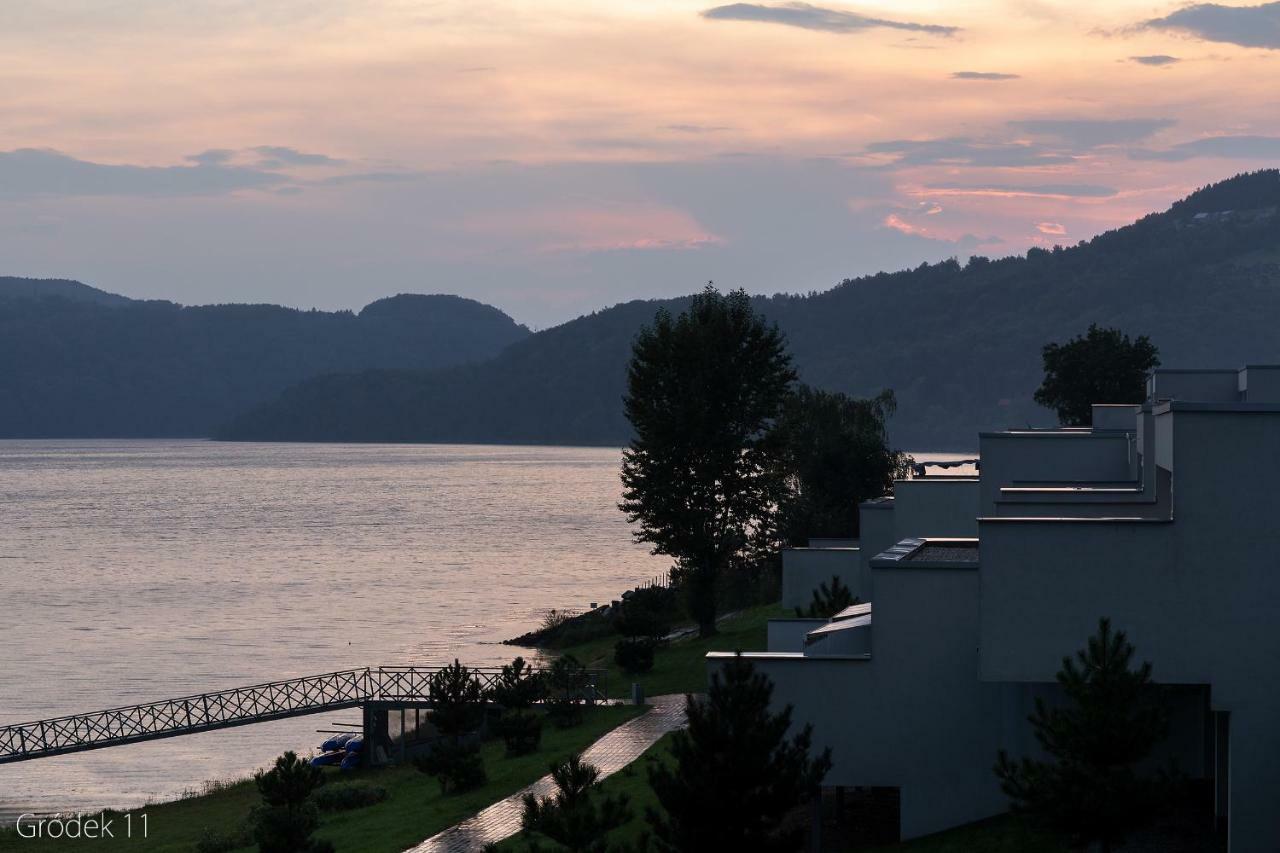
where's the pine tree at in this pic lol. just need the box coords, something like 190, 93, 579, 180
994, 618, 1171, 852
796, 574, 856, 618
647, 654, 831, 851
521, 753, 632, 853
252, 751, 332, 853
620, 285, 795, 637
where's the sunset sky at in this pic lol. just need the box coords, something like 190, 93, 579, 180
4, 0, 1280, 325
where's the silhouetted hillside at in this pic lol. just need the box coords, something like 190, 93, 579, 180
0, 276, 133, 306
0, 286, 529, 437
218, 171, 1280, 450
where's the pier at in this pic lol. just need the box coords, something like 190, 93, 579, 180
0, 665, 606, 765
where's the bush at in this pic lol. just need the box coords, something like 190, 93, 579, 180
252, 751, 329, 853
545, 654, 590, 728
614, 637, 656, 673
310, 781, 388, 812
614, 586, 677, 639
541, 608, 578, 632
795, 575, 856, 618
414, 738, 488, 794
521, 754, 631, 853
494, 709, 543, 756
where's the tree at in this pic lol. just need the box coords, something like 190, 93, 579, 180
769, 385, 912, 544
416, 660, 488, 794
520, 753, 632, 852
795, 574, 856, 618
1034, 325, 1160, 426
994, 618, 1171, 853
252, 751, 331, 853
620, 285, 796, 636
647, 654, 831, 852
429, 659, 485, 737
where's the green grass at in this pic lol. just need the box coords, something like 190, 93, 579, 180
558, 601, 786, 698
0, 705, 642, 853
499, 733, 1065, 853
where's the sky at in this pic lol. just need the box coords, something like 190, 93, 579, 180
4, 1, 1280, 327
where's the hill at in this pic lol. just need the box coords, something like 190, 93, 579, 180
0, 287, 529, 438
217, 170, 1280, 450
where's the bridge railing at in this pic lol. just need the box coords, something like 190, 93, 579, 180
0, 662, 609, 764
0, 668, 373, 763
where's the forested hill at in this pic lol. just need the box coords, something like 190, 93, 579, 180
0, 284, 529, 437
218, 170, 1280, 450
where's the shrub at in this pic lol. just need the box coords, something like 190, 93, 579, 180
310, 781, 388, 812
494, 709, 543, 756
541, 608, 578, 632
795, 575, 856, 618
613, 586, 677, 639
252, 752, 330, 853
489, 656, 547, 709
414, 738, 488, 794
613, 637, 656, 673
545, 654, 590, 728
521, 754, 631, 853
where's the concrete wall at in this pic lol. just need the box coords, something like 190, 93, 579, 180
857, 480, 978, 600
978, 406, 1280, 852
1239, 366, 1280, 402
1148, 369, 1238, 403
715, 563, 1018, 841
979, 432, 1133, 514
767, 619, 826, 652
781, 547, 860, 611
1092, 404, 1140, 431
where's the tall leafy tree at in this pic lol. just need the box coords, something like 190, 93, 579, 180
647, 654, 831, 852
620, 285, 795, 637
768, 385, 912, 544
994, 618, 1171, 853
1034, 325, 1160, 426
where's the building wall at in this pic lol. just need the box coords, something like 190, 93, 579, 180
978, 432, 1132, 514
716, 564, 1018, 840
978, 407, 1280, 852
857, 480, 978, 600
781, 547, 860, 610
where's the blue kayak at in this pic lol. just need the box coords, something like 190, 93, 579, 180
344, 736, 364, 753
320, 732, 356, 752
311, 751, 345, 767
339, 751, 361, 770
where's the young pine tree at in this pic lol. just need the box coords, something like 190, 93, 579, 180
994, 618, 1171, 853
647, 654, 831, 852
520, 753, 632, 853
252, 751, 332, 853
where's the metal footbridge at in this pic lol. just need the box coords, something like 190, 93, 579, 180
0, 665, 605, 765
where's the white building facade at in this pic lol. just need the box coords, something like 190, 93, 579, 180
713, 366, 1280, 852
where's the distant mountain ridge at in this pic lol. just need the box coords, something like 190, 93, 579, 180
217, 170, 1280, 449
0, 284, 529, 438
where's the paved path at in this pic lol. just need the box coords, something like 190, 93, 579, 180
407, 695, 686, 852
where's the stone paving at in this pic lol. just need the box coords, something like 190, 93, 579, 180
406, 695, 687, 853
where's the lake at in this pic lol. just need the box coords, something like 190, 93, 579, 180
0, 440, 971, 820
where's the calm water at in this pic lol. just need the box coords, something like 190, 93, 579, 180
0, 440, 670, 820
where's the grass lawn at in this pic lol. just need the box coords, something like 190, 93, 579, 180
0, 705, 642, 853
555, 601, 786, 698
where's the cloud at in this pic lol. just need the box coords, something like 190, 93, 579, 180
951, 71, 1020, 80
924, 182, 1118, 198
1143, 2, 1280, 49
1036, 222, 1067, 235
664, 124, 733, 133
701, 2, 958, 36
1008, 118, 1176, 147
251, 145, 344, 166
1130, 54, 1180, 66
863, 137, 1073, 167
186, 149, 236, 165
1129, 134, 1280, 161
0, 148, 283, 198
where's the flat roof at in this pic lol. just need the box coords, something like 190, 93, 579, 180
870, 537, 980, 569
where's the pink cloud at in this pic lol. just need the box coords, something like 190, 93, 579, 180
1036, 221, 1067, 235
